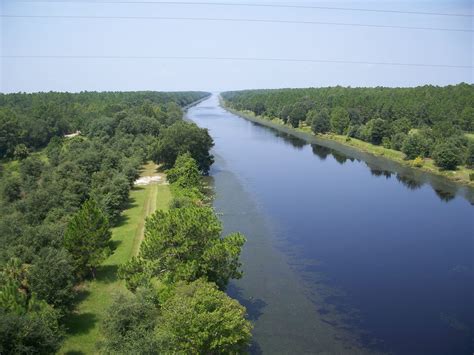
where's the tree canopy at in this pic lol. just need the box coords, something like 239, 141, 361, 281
120, 207, 245, 290
0, 90, 210, 351
222, 84, 474, 170
152, 121, 214, 174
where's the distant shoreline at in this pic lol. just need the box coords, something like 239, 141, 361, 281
219, 97, 474, 189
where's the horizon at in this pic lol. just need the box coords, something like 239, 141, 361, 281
1, 81, 473, 94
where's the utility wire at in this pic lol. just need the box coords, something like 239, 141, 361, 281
14, 0, 474, 18
2, 15, 472, 33
3, 55, 472, 69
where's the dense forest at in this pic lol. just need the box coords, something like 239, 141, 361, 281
222, 84, 474, 172
0, 91, 250, 353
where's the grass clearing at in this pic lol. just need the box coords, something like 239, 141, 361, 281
60, 162, 171, 354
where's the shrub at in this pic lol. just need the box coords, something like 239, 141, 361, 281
412, 156, 424, 167
382, 137, 391, 149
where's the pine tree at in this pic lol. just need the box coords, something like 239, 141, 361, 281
64, 199, 111, 279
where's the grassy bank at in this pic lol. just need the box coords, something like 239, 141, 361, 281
60, 162, 171, 354
221, 100, 474, 187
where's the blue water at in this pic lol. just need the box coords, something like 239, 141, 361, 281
188, 95, 474, 354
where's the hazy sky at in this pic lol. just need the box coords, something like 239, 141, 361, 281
1, 0, 472, 92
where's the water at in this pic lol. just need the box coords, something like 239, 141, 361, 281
187, 95, 474, 355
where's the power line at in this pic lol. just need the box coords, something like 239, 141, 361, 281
3, 55, 472, 69
3, 15, 472, 33
14, 0, 474, 18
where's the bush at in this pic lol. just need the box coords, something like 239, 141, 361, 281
412, 156, 424, 167
382, 137, 391, 149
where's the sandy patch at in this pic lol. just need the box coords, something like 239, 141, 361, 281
134, 176, 162, 186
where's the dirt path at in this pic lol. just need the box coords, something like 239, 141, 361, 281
132, 163, 168, 256
132, 182, 157, 255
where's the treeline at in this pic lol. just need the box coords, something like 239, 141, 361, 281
0, 91, 211, 353
222, 84, 474, 171
100, 153, 252, 354
0, 91, 208, 159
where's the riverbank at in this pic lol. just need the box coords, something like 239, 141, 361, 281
60, 162, 171, 354
220, 99, 474, 188
183, 94, 212, 112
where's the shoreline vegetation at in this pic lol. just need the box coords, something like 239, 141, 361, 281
220, 97, 474, 188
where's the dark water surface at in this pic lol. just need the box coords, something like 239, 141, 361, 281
187, 95, 474, 355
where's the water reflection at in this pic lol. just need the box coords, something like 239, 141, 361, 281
332, 151, 349, 165
274, 131, 307, 149
366, 164, 393, 179
310, 143, 351, 165
434, 189, 456, 202
395, 173, 424, 190
311, 144, 331, 160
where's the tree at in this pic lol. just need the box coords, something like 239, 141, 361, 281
100, 281, 252, 355
432, 142, 462, 170
100, 290, 158, 354
402, 133, 431, 159
63, 199, 111, 279
330, 107, 350, 134
391, 132, 407, 151
166, 152, 201, 190
2, 178, 21, 203
155, 279, 252, 354
279, 105, 292, 123
253, 102, 266, 116
309, 109, 330, 134
91, 171, 130, 223
13, 144, 29, 160
459, 107, 474, 131
391, 117, 412, 135
0, 280, 64, 354
27, 248, 76, 312
19, 156, 44, 180
153, 121, 214, 174
466, 142, 474, 168
287, 103, 307, 128
120, 207, 245, 290
366, 118, 388, 145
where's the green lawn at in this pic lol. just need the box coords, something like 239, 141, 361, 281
60, 162, 171, 354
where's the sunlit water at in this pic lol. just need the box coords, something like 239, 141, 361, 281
187, 95, 474, 355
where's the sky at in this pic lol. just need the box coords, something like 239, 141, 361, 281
0, 0, 472, 92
